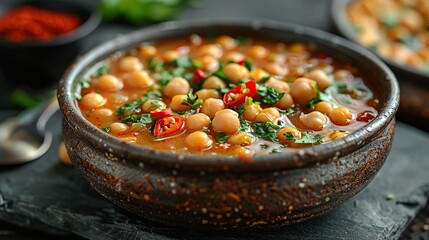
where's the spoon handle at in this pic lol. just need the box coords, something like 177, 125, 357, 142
36, 99, 59, 133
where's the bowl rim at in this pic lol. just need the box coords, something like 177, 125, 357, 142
0, 0, 101, 47
58, 19, 400, 172
331, 0, 429, 85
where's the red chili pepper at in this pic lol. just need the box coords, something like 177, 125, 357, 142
357, 111, 375, 122
150, 109, 172, 118
236, 59, 245, 65
193, 69, 205, 82
154, 116, 184, 137
223, 80, 257, 107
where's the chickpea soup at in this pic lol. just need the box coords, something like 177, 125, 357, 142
76, 35, 380, 156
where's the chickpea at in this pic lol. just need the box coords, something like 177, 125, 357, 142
289, 43, 307, 53
223, 51, 245, 62
227, 132, 253, 145
186, 113, 211, 130
276, 94, 294, 109
163, 77, 190, 98
58, 142, 72, 166
290, 78, 318, 104
139, 45, 157, 58
142, 100, 166, 112
328, 107, 352, 126
224, 63, 249, 83
198, 55, 219, 72
110, 122, 128, 133
202, 76, 226, 89
215, 109, 239, 118
185, 131, 213, 150
94, 108, 114, 120
300, 111, 327, 131
334, 69, 354, 81
330, 130, 349, 140
304, 69, 331, 90
242, 103, 262, 122
98, 74, 124, 91
215, 35, 237, 49
314, 101, 333, 114
198, 44, 222, 58
265, 78, 290, 93
248, 45, 268, 59
126, 70, 153, 89
195, 89, 221, 101
264, 62, 286, 76
255, 107, 280, 123
212, 110, 240, 133
201, 98, 225, 118
277, 127, 302, 144
249, 68, 269, 81
118, 56, 143, 72
170, 95, 190, 112
162, 50, 179, 62
81, 92, 106, 109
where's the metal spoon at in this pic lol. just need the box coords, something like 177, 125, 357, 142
0, 99, 59, 165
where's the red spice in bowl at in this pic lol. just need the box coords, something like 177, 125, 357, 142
0, 5, 81, 42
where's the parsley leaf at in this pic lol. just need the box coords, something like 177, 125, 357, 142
239, 119, 252, 133
92, 66, 109, 77
148, 58, 165, 71
212, 61, 229, 81
121, 114, 153, 124
79, 77, 91, 88
102, 127, 111, 133
307, 87, 329, 109
116, 91, 161, 117
284, 132, 323, 144
215, 132, 229, 143
181, 93, 203, 109
244, 59, 253, 71
236, 105, 245, 116
257, 84, 285, 105
174, 57, 192, 68
251, 122, 281, 142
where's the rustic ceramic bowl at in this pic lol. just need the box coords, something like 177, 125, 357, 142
58, 19, 400, 230
331, 0, 429, 86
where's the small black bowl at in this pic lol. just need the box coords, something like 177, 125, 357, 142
0, 0, 100, 88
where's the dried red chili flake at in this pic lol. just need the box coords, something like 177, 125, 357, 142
0, 6, 81, 42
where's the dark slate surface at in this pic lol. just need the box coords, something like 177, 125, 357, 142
1, 0, 429, 239
1, 112, 429, 240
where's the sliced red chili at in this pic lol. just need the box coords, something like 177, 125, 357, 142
153, 116, 184, 137
236, 59, 245, 65
192, 69, 205, 82
150, 109, 172, 118
223, 80, 257, 107
357, 111, 375, 122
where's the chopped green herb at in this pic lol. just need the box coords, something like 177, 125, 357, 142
10, 89, 41, 108
85, 109, 94, 115
174, 57, 192, 68
93, 66, 109, 77
192, 59, 203, 69
260, 143, 269, 149
386, 194, 394, 201
307, 87, 329, 109
182, 93, 204, 109
251, 122, 281, 142
257, 84, 285, 105
212, 61, 229, 81
244, 59, 253, 71
381, 11, 399, 28
245, 96, 253, 105
271, 148, 280, 154
260, 76, 271, 83
284, 132, 323, 144
215, 132, 229, 143
116, 91, 161, 117
278, 108, 294, 115
236, 36, 248, 46
148, 58, 165, 71
102, 127, 111, 133
121, 114, 152, 124
79, 77, 91, 88
236, 105, 245, 116
150, 101, 163, 108
239, 119, 252, 133
74, 92, 82, 100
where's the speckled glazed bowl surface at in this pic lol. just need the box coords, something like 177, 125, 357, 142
58, 19, 400, 230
